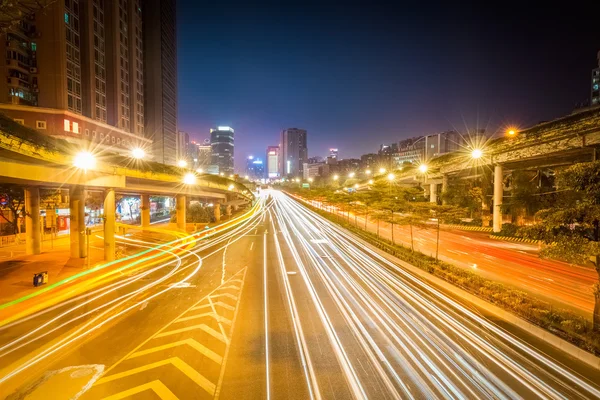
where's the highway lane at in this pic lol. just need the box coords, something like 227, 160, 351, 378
0, 203, 266, 398
266, 191, 600, 399
303, 197, 597, 315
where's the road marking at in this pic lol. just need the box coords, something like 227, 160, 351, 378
264, 230, 271, 400
211, 293, 238, 301
155, 324, 227, 342
287, 271, 298, 275
250, 241, 254, 250
175, 312, 232, 325
129, 338, 223, 364
102, 380, 177, 400
192, 301, 235, 311
96, 357, 216, 394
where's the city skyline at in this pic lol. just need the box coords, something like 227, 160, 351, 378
177, 1, 599, 168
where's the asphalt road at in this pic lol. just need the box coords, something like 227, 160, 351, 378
1, 193, 599, 399
303, 198, 597, 315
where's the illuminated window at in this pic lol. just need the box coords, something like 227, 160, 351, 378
72, 122, 79, 134
31, 42, 36, 51
64, 119, 70, 131
64, 13, 69, 23
36, 120, 46, 129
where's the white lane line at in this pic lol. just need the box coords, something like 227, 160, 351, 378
250, 241, 254, 251
264, 230, 271, 400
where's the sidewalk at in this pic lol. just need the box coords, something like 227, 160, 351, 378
0, 234, 106, 305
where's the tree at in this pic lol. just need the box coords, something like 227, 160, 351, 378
0, 184, 56, 234
520, 161, 600, 331
412, 203, 466, 261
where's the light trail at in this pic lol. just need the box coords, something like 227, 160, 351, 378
268, 191, 600, 399
263, 229, 271, 400
0, 200, 268, 387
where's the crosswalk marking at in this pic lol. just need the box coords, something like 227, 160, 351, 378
96, 357, 216, 395
101, 380, 177, 400
155, 324, 227, 342
128, 338, 223, 365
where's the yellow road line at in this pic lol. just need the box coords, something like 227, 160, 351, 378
175, 313, 232, 326
101, 380, 178, 400
155, 324, 226, 342
96, 357, 216, 394
128, 338, 223, 364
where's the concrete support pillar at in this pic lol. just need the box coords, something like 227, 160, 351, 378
442, 174, 448, 205
214, 203, 221, 223
493, 164, 504, 233
104, 188, 115, 261
141, 194, 150, 228
25, 187, 41, 255
429, 183, 438, 204
69, 185, 86, 259
176, 194, 186, 231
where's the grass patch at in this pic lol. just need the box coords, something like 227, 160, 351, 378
297, 196, 600, 356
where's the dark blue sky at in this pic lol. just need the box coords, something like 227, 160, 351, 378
177, 1, 599, 170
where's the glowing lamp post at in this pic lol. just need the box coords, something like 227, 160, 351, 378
131, 148, 145, 159
418, 164, 428, 173
177, 160, 188, 168
73, 151, 96, 171
471, 149, 483, 159
183, 172, 196, 185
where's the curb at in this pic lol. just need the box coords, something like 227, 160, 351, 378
489, 235, 540, 244
442, 224, 493, 232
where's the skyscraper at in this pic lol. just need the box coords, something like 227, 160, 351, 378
592, 50, 600, 106
246, 156, 264, 180
0, 0, 151, 153
280, 128, 308, 177
143, 0, 178, 165
266, 145, 280, 179
176, 130, 190, 164
210, 126, 235, 175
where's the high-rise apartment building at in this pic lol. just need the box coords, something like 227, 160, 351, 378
266, 145, 280, 179
592, 50, 600, 106
193, 139, 211, 170
210, 126, 234, 175
329, 148, 338, 159
246, 156, 264, 180
280, 128, 308, 177
0, 0, 151, 153
143, 0, 177, 165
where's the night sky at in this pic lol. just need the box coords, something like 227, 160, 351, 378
177, 1, 599, 171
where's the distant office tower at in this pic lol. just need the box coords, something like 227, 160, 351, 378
592, 50, 600, 106
194, 139, 211, 169
280, 128, 308, 177
266, 145, 280, 179
0, 0, 151, 154
246, 156, 264, 180
329, 148, 339, 159
176, 131, 190, 163
144, 0, 178, 165
210, 126, 235, 175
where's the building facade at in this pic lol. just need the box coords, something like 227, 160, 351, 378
280, 128, 307, 177
266, 145, 280, 179
329, 148, 338, 160
210, 126, 234, 175
176, 130, 189, 163
143, 0, 177, 165
193, 139, 211, 170
0, 0, 151, 154
246, 156, 264, 180
303, 162, 329, 180
592, 50, 600, 106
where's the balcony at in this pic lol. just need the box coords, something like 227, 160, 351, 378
5, 39, 29, 53
7, 59, 29, 73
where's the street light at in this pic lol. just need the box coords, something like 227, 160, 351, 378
419, 164, 428, 173
177, 160, 188, 168
471, 148, 483, 159
354, 183, 359, 188
228, 184, 235, 190
348, 172, 355, 178
308, 178, 314, 182
244, 175, 249, 180
379, 167, 386, 174
387, 173, 395, 181
183, 172, 196, 185
365, 169, 371, 175
333, 175, 339, 181
368, 179, 374, 184
508, 129, 516, 136
219, 172, 224, 176
196, 168, 204, 173
131, 148, 145, 159
73, 151, 96, 171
